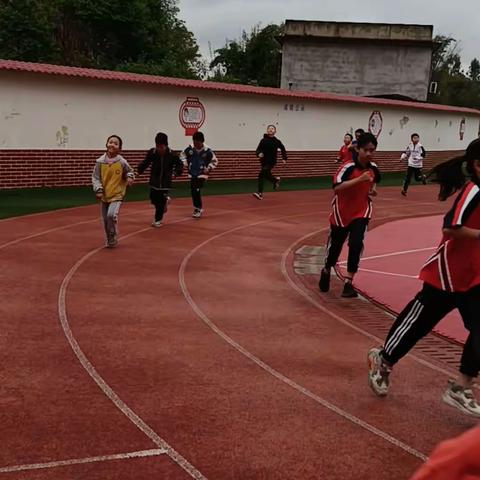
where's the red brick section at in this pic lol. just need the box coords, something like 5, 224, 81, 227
0, 149, 462, 189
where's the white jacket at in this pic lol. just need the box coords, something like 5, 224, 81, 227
401, 142, 426, 168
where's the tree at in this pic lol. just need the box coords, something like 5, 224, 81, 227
0, 0, 201, 78
428, 35, 480, 109
210, 23, 283, 87
468, 58, 480, 82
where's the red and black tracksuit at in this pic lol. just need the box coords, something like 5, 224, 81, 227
381, 180, 480, 378
324, 158, 381, 274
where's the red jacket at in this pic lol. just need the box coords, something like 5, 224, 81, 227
410, 427, 480, 480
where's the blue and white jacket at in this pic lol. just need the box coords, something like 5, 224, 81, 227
180, 144, 218, 179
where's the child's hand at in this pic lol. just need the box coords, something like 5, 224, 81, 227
258, 152, 264, 159
95, 192, 103, 200
359, 171, 374, 183
369, 189, 378, 197
282, 159, 287, 165
127, 177, 134, 186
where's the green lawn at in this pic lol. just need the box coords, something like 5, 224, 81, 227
0, 173, 406, 219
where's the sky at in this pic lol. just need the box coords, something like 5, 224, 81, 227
178, 0, 478, 68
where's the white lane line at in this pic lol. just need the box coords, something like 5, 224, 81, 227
280, 226, 469, 380
54, 201, 324, 480
0, 200, 320, 252
58, 222, 207, 480
339, 246, 436, 265
353, 268, 418, 279
0, 449, 166, 474
178, 211, 428, 462
0, 208, 147, 251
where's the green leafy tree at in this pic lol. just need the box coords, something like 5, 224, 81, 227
468, 58, 480, 82
428, 35, 480, 108
210, 23, 283, 87
0, 0, 201, 78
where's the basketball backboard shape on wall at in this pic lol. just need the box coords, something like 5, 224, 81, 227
179, 97, 206, 135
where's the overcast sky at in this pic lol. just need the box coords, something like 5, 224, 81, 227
178, 0, 478, 68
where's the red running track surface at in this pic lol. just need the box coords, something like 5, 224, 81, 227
338, 215, 467, 343
0, 186, 475, 480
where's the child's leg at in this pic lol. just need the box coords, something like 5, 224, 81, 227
324, 225, 349, 269
457, 287, 480, 383
191, 178, 204, 209
403, 166, 414, 192
150, 189, 167, 222
381, 283, 455, 366
345, 218, 368, 280
265, 167, 276, 185
368, 283, 455, 396
106, 201, 122, 240
101, 202, 109, 239
258, 168, 266, 194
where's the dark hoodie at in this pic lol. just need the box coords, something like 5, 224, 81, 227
137, 148, 183, 189
256, 134, 287, 167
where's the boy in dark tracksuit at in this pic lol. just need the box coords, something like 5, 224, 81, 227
253, 125, 287, 200
181, 131, 218, 218
137, 132, 183, 227
319, 132, 381, 298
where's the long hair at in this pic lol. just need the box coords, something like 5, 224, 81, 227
428, 138, 480, 201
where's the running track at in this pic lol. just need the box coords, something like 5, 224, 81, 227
0, 186, 476, 480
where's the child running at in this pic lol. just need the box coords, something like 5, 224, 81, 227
336, 133, 353, 164
181, 131, 218, 218
137, 132, 183, 227
253, 125, 287, 200
92, 135, 134, 248
367, 138, 480, 418
400, 133, 427, 196
319, 132, 381, 298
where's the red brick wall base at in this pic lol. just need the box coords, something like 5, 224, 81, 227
0, 149, 462, 189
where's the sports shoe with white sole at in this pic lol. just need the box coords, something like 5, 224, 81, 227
367, 347, 391, 397
442, 379, 480, 418
192, 208, 202, 218
151, 221, 162, 228
253, 193, 264, 200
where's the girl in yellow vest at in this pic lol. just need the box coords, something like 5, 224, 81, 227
92, 135, 134, 248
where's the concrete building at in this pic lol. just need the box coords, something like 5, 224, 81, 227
0, 60, 478, 189
280, 20, 436, 101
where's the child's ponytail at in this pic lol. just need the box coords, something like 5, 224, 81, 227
428, 138, 480, 201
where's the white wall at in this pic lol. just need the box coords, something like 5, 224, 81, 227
0, 70, 478, 151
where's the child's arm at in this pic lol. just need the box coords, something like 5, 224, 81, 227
255, 139, 265, 159
173, 153, 184, 178
206, 149, 218, 171
137, 150, 152, 175
92, 162, 103, 199
180, 148, 189, 168
443, 226, 480, 240
334, 172, 373, 192
400, 145, 410, 162
121, 158, 135, 185
278, 140, 287, 163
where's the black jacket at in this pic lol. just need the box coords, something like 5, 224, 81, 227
255, 135, 287, 167
137, 148, 183, 189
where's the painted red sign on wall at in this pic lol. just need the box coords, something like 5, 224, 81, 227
179, 97, 206, 136
368, 111, 383, 138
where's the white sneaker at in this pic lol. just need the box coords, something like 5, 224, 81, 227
442, 379, 480, 418
253, 193, 264, 200
192, 208, 202, 218
151, 221, 162, 228
367, 347, 391, 397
